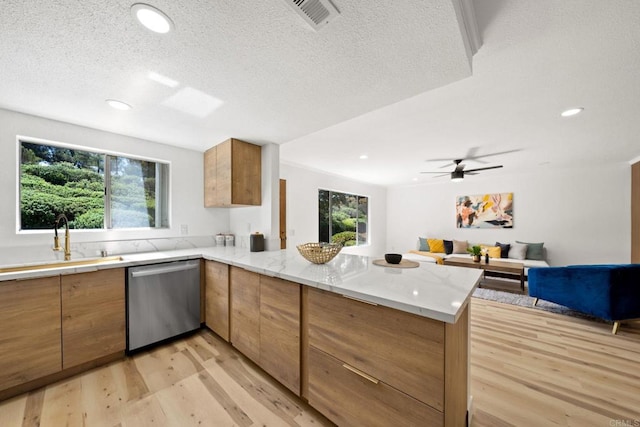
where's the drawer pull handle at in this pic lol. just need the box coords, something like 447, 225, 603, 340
342, 363, 379, 384
342, 294, 378, 306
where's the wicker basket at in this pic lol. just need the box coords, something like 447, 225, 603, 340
297, 242, 342, 264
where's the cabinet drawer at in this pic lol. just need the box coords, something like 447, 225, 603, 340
307, 288, 445, 410
308, 346, 443, 427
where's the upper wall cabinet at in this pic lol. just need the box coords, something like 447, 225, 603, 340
204, 138, 261, 207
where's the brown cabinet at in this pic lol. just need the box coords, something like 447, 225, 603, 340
0, 276, 62, 392
205, 260, 230, 341
229, 267, 301, 395
260, 275, 300, 395
61, 268, 126, 369
305, 287, 468, 427
230, 266, 261, 363
308, 346, 442, 427
204, 138, 261, 207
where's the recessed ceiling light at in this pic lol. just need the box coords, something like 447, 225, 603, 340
561, 107, 584, 117
412, 177, 418, 182
106, 99, 132, 110
359, 154, 368, 160
131, 3, 174, 34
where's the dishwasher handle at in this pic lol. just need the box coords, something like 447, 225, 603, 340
129, 261, 199, 278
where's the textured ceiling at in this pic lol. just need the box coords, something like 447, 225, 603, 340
281, 1, 640, 185
0, 0, 472, 150
1, 1, 639, 186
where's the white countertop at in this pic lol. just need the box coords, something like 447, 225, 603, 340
0, 247, 482, 324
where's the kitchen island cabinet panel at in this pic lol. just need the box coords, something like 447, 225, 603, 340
230, 266, 261, 364
205, 260, 230, 341
260, 275, 300, 395
0, 276, 62, 392
61, 268, 125, 369
308, 346, 443, 427
307, 287, 445, 411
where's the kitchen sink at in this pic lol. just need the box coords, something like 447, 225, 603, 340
0, 256, 124, 273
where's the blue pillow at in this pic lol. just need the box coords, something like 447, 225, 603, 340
418, 237, 430, 251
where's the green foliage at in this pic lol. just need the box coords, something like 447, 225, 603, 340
331, 231, 356, 246
74, 210, 104, 229
467, 245, 482, 256
20, 143, 158, 230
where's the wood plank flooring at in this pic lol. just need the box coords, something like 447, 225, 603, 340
1, 299, 639, 426
0, 331, 333, 427
470, 298, 640, 427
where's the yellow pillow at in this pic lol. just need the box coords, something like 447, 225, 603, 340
427, 239, 445, 253
481, 245, 502, 259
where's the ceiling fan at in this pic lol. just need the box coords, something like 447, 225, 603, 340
421, 159, 503, 182
420, 149, 518, 181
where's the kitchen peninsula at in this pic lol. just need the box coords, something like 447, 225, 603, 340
0, 247, 481, 426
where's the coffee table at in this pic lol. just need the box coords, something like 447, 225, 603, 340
443, 257, 525, 292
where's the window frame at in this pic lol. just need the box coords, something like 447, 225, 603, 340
318, 188, 369, 247
16, 135, 171, 233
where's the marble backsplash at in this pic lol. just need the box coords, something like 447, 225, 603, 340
0, 235, 221, 266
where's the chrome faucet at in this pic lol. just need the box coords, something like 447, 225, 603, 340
53, 214, 71, 261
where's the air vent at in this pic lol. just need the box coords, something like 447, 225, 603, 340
282, 0, 340, 31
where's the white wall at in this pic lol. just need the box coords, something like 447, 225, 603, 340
0, 108, 229, 252
386, 164, 631, 266
280, 162, 387, 257
229, 143, 280, 250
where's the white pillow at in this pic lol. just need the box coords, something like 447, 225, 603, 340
508, 242, 528, 260
453, 240, 468, 254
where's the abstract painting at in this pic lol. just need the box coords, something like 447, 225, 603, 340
456, 193, 513, 228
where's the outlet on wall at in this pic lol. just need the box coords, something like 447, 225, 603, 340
180, 224, 188, 235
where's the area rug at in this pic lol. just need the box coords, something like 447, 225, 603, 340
472, 287, 606, 323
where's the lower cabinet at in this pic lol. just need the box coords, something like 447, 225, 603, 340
304, 287, 468, 427
209, 264, 470, 426
0, 276, 62, 393
308, 346, 442, 427
205, 260, 230, 341
228, 267, 301, 395
260, 275, 300, 395
61, 268, 126, 369
230, 267, 261, 363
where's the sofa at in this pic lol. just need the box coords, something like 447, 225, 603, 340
403, 238, 549, 275
528, 264, 640, 334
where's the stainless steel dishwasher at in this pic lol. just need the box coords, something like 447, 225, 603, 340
127, 260, 201, 352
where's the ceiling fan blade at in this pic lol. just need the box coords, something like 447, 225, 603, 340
467, 149, 521, 161
465, 171, 479, 175
420, 171, 448, 174
431, 173, 450, 178
464, 165, 503, 173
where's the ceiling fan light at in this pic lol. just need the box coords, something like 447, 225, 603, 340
451, 171, 464, 182
561, 107, 583, 117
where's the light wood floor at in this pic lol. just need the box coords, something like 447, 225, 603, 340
470, 298, 640, 427
0, 331, 333, 427
1, 299, 639, 427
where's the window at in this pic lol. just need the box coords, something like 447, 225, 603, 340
19, 139, 169, 230
318, 189, 368, 246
